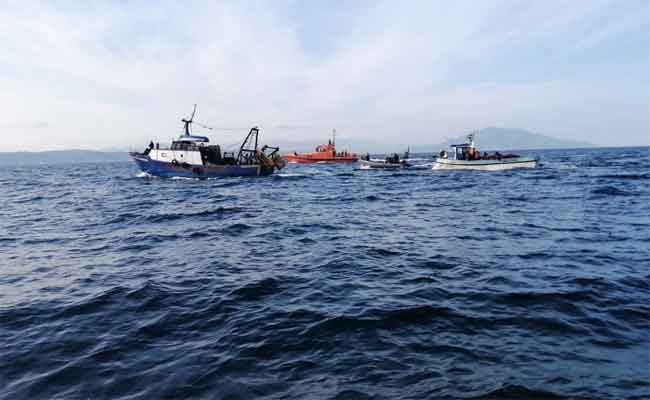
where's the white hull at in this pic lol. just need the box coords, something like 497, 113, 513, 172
432, 157, 537, 171
359, 160, 409, 170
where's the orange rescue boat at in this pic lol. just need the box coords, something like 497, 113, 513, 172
284, 132, 358, 164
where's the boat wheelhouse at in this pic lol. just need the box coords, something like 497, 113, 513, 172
433, 133, 538, 171
130, 106, 285, 178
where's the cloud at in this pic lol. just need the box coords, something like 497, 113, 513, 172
0, 0, 647, 151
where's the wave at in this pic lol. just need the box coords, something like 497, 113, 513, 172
523, 173, 560, 180
273, 173, 312, 181
229, 276, 305, 302
329, 389, 373, 400
187, 228, 220, 238
22, 237, 70, 245
303, 305, 460, 336
136, 171, 154, 178
595, 173, 649, 181
366, 247, 401, 257
221, 223, 252, 235
416, 259, 459, 270
590, 186, 634, 196
54, 287, 127, 319
468, 384, 568, 399
493, 290, 599, 305
147, 207, 244, 223
295, 222, 342, 232
99, 207, 243, 226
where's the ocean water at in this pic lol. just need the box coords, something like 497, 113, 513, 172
0, 147, 648, 400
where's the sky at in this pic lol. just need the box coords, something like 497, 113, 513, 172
1, 0, 648, 151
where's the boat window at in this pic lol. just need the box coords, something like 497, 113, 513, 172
171, 142, 199, 151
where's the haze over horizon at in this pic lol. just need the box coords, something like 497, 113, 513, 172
2, 1, 648, 152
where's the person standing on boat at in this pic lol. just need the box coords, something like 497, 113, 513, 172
144, 140, 154, 155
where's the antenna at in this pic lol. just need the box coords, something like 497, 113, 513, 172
332, 128, 336, 147
467, 131, 477, 147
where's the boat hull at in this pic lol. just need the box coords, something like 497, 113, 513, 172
284, 155, 358, 164
132, 155, 274, 178
359, 160, 410, 170
432, 157, 538, 171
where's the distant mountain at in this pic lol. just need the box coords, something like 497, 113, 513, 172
278, 128, 593, 154
0, 128, 594, 165
437, 127, 593, 151
0, 150, 129, 166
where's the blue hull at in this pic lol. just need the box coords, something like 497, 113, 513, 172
132, 156, 274, 178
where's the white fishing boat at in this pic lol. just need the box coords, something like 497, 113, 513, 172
432, 133, 538, 171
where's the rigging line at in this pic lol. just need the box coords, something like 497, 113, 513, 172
192, 122, 214, 130
190, 122, 257, 132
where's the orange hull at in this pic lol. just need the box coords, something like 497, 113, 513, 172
284, 154, 358, 164
284, 141, 357, 164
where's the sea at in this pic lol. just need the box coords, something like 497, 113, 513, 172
1, 147, 648, 400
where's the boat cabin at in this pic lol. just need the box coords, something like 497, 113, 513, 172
144, 134, 239, 167
450, 143, 474, 160
445, 134, 476, 161
314, 141, 336, 155
170, 135, 209, 150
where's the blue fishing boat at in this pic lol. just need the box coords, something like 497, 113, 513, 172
130, 106, 285, 178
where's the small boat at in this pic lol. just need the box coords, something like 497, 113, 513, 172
283, 130, 358, 164
359, 160, 411, 169
359, 149, 411, 170
130, 106, 285, 178
433, 133, 538, 171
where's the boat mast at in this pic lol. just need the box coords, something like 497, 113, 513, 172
237, 126, 260, 164
467, 131, 476, 148
181, 104, 197, 136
